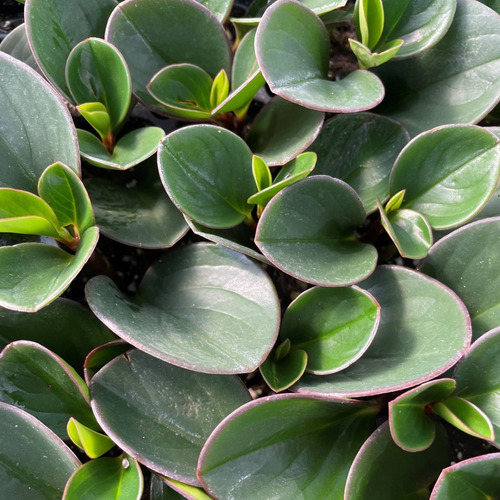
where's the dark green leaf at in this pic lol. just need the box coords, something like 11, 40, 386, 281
255, 176, 377, 286
0, 403, 80, 498
0, 24, 41, 74
91, 349, 251, 484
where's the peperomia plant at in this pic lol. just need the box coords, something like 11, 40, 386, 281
1, 0, 500, 497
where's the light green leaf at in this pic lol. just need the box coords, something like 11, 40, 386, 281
67, 418, 115, 459
349, 38, 403, 69
209, 69, 230, 109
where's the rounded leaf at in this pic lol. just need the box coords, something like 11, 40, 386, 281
280, 286, 380, 374
105, 0, 231, 111
255, 176, 377, 287
86, 243, 280, 374
91, 349, 251, 484
255, 0, 384, 112
198, 394, 377, 499
294, 266, 471, 397
158, 125, 255, 228
390, 125, 500, 230
0, 52, 79, 192
259, 348, 308, 392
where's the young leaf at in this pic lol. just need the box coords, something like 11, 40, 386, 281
63, 454, 143, 500
432, 396, 495, 441
354, 0, 384, 50
209, 69, 230, 109
67, 418, 115, 459
66, 37, 131, 131
252, 155, 273, 192
38, 162, 95, 236
259, 348, 308, 392
384, 189, 405, 213
255, 0, 384, 112
0, 403, 80, 498
77, 102, 113, 144
349, 37, 403, 69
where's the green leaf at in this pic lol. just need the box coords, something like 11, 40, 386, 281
86, 243, 279, 374
66, 37, 131, 130
78, 127, 165, 170
83, 340, 130, 385
280, 286, 380, 374
151, 474, 212, 500
354, 0, 384, 50
63, 454, 143, 500
196, 0, 233, 23
431, 453, 500, 499
106, 0, 231, 112
308, 113, 409, 214
255, 176, 377, 287
259, 348, 308, 392
85, 160, 188, 249
389, 379, 456, 452
147, 64, 214, 120
252, 155, 273, 192
198, 395, 377, 499
91, 349, 251, 484
375, 0, 500, 136
78, 102, 112, 142
0, 24, 41, 74
255, 0, 384, 112
0, 226, 99, 312
0, 299, 116, 375
248, 152, 316, 206
344, 422, 449, 499
242, 0, 347, 17
26, 0, 118, 102
420, 218, 500, 339
38, 162, 95, 236
384, 189, 405, 213
158, 125, 255, 228
349, 38, 403, 69
0, 188, 67, 240
432, 396, 495, 441
378, 203, 433, 259
390, 125, 500, 230
0, 403, 80, 498
246, 96, 324, 166
67, 418, 115, 459
377, 0, 457, 60
0, 52, 79, 193
209, 69, 230, 109
294, 266, 471, 397
453, 327, 500, 448
0, 341, 98, 438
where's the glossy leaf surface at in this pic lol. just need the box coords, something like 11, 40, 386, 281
63, 454, 143, 500
78, 127, 165, 170
280, 286, 380, 374
246, 97, 324, 166
389, 379, 456, 452
255, 0, 384, 112
0, 226, 99, 312
0, 299, 116, 372
375, 0, 500, 136
454, 327, 500, 447
255, 176, 377, 287
150, 474, 212, 500
309, 113, 409, 214
67, 418, 115, 459
198, 395, 377, 499
106, 0, 231, 111
430, 453, 500, 500
259, 347, 308, 392
66, 38, 131, 130
38, 162, 95, 235
158, 125, 255, 228
345, 422, 449, 499
378, 0, 456, 59
0, 52, 79, 192
420, 218, 500, 339
294, 266, 471, 397
390, 125, 500, 230
85, 164, 188, 249
0, 341, 97, 438
26, 0, 118, 101
0, 403, 80, 498
86, 243, 279, 373
91, 349, 251, 484
147, 64, 213, 120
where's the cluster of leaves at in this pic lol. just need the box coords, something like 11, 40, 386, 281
1, 0, 500, 497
